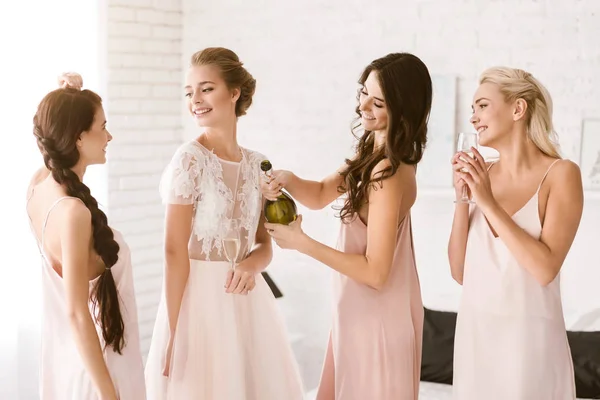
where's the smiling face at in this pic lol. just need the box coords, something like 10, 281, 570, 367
470, 82, 520, 148
184, 64, 240, 128
358, 71, 389, 135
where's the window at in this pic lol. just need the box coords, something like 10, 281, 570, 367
0, 0, 104, 397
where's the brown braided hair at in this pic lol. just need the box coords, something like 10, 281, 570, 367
33, 87, 125, 354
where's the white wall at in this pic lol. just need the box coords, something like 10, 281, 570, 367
181, 0, 600, 391
105, 0, 183, 356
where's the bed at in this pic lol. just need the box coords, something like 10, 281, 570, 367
420, 308, 600, 400
419, 381, 453, 399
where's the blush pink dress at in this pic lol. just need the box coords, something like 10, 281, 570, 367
453, 160, 576, 399
28, 196, 146, 400
318, 213, 424, 400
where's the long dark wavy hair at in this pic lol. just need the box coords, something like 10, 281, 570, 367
33, 88, 125, 354
337, 52, 433, 222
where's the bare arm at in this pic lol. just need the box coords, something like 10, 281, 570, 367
61, 202, 117, 400
163, 204, 193, 335
447, 204, 470, 285
262, 163, 346, 210
268, 160, 409, 290
481, 161, 583, 286
447, 155, 482, 285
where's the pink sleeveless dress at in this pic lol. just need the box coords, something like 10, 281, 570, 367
453, 160, 576, 399
29, 196, 146, 400
319, 213, 424, 400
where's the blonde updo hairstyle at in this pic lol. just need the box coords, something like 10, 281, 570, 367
479, 66, 561, 158
190, 47, 256, 117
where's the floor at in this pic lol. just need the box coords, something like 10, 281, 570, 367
305, 381, 455, 399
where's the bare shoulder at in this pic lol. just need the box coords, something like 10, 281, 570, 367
371, 159, 415, 183
372, 158, 392, 176
551, 159, 581, 180
547, 159, 582, 188
548, 159, 583, 199
29, 166, 50, 185
59, 199, 92, 231
370, 160, 416, 206
25, 166, 51, 198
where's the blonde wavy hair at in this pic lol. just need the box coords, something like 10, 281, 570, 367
479, 67, 561, 158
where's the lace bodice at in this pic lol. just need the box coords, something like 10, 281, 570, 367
159, 140, 265, 261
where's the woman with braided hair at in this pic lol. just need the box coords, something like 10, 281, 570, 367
26, 73, 146, 400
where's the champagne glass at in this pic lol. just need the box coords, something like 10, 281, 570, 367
222, 219, 240, 270
454, 132, 479, 204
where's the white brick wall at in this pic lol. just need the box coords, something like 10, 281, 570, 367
105, 0, 183, 357
183, 0, 600, 391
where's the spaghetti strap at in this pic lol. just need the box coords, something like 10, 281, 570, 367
536, 159, 561, 193
26, 196, 83, 268
26, 186, 35, 203
40, 197, 84, 249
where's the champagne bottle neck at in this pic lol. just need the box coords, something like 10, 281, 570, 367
262, 169, 274, 181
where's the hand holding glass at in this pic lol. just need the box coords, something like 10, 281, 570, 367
455, 132, 479, 204
222, 220, 240, 270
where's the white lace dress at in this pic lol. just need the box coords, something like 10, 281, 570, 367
144, 140, 304, 400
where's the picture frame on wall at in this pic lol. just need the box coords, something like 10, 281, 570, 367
580, 119, 600, 191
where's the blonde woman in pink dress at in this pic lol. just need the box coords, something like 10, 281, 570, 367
144, 48, 304, 400
263, 53, 433, 400
26, 73, 146, 400
449, 67, 582, 399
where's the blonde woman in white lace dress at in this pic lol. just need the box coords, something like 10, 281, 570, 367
144, 47, 304, 400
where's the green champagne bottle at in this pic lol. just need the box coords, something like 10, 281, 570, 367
260, 160, 298, 225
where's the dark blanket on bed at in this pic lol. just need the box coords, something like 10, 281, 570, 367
421, 307, 600, 399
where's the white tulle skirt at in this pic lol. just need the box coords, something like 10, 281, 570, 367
144, 260, 304, 400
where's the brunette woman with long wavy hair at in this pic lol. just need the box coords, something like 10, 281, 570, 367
262, 53, 433, 399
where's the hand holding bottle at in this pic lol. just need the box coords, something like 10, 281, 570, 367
265, 215, 306, 251
260, 169, 292, 201
260, 161, 298, 225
